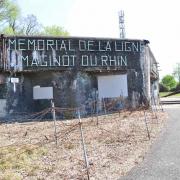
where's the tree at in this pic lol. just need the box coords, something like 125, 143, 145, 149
161, 75, 177, 91
42, 25, 69, 36
0, 0, 10, 22
0, 0, 20, 34
0, 0, 7, 22
0, 14, 42, 35
0, 1, 69, 36
173, 63, 180, 83
18, 14, 42, 35
0, 1, 41, 35
1, 26, 15, 35
0, 0, 20, 27
6, 1, 20, 32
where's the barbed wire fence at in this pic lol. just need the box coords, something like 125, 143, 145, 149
0, 97, 166, 179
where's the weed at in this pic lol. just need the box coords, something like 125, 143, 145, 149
44, 166, 54, 174
64, 142, 75, 149
0, 145, 47, 178
1, 171, 22, 180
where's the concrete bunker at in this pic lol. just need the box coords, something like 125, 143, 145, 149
0, 35, 159, 120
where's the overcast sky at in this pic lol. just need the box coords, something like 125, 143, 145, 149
16, 0, 180, 79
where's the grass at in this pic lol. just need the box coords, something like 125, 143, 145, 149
159, 92, 180, 97
0, 171, 22, 180
159, 92, 171, 97
0, 144, 47, 179
171, 93, 180, 97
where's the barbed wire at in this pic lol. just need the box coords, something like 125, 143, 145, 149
0, 98, 165, 179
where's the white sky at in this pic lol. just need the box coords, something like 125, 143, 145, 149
16, 0, 180, 79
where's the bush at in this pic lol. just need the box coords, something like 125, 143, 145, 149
175, 83, 180, 91
161, 75, 177, 91
171, 83, 180, 92
159, 83, 170, 92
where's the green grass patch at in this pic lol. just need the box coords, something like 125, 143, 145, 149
159, 92, 171, 97
170, 93, 180, 97
0, 144, 48, 179
160, 92, 180, 97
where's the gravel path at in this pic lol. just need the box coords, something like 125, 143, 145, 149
121, 104, 180, 180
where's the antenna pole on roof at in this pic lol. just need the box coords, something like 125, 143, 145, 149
118, 10, 126, 39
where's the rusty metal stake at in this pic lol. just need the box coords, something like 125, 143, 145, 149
103, 97, 107, 115
78, 110, 90, 180
51, 100, 58, 146
96, 100, 99, 126
143, 110, 150, 140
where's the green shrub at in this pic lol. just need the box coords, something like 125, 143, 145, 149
175, 83, 180, 91
159, 83, 170, 92
161, 75, 177, 91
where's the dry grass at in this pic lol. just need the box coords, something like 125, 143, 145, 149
0, 144, 47, 179
0, 109, 168, 179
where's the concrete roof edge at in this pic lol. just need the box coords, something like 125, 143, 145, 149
1, 34, 149, 42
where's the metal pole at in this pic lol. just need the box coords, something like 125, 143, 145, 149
13, 82, 16, 92
91, 101, 93, 121
51, 100, 58, 146
151, 96, 157, 119
153, 96, 158, 112
152, 96, 158, 122
96, 100, 99, 125
103, 97, 107, 115
143, 110, 150, 140
78, 110, 90, 180
159, 98, 164, 112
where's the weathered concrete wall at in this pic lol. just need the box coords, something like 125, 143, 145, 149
1, 65, 148, 118
0, 99, 6, 117
141, 45, 159, 105
3, 71, 97, 115
2, 67, 148, 118
139, 44, 151, 105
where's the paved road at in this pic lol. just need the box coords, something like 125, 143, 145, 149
160, 97, 180, 104
121, 104, 180, 180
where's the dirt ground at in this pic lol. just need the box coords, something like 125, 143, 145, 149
0, 109, 168, 180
